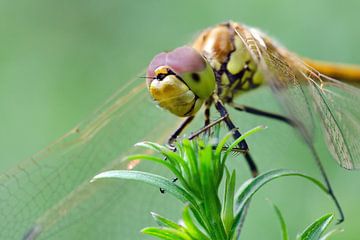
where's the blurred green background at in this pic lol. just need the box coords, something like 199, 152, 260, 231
1, 0, 360, 239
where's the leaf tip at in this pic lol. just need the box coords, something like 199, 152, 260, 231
90, 172, 106, 183
259, 125, 268, 129
134, 141, 145, 147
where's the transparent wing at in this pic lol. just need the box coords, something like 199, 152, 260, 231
308, 74, 360, 169
232, 23, 360, 170
232, 24, 316, 141
0, 76, 181, 239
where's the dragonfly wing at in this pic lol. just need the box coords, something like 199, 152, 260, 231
0, 76, 180, 239
232, 23, 360, 169
232, 23, 316, 142
309, 74, 360, 169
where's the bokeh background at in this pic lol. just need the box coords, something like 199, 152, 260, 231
1, 0, 360, 239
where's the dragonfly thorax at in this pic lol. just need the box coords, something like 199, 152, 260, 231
193, 22, 264, 102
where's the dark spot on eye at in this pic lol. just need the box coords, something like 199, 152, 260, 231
191, 73, 200, 82
156, 73, 167, 81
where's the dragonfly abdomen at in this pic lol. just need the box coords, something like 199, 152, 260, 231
193, 22, 264, 103
303, 58, 360, 85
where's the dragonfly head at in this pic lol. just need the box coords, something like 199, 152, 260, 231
146, 46, 216, 117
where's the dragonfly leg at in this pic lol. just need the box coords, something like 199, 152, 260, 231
229, 102, 296, 127
204, 99, 212, 127
188, 114, 228, 140
167, 116, 195, 147
186, 98, 258, 176
161, 116, 195, 193
307, 143, 345, 223
202, 99, 213, 137
214, 96, 258, 177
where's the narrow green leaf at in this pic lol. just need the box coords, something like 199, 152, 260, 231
222, 169, 235, 234
230, 169, 328, 239
142, 227, 192, 240
125, 155, 186, 185
198, 144, 227, 240
92, 170, 197, 207
233, 203, 248, 240
134, 141, 165, 154
189, 205, 211, 236
215, 130, 233, 158
151, 212, 183, 230
300, 214, 334, 240
234, 179, 252, 210
163, 149, 192, 182
182, 139, 201, 197
182, 205, 210, 240
319, 228, 343, 240
135, 141, 181, 169
269, 200, 289, 240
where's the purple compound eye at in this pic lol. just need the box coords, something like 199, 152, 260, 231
146, 46, 206, 86
146, 52, 167, 80
166, 46, 206, 73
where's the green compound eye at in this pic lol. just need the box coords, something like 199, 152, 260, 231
147, 46, 216, 117
180, 61, 216, 100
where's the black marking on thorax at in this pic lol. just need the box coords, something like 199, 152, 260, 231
213, 31, 260, 102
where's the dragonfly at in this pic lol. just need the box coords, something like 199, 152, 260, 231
1, 21, 360, 240
146, 21, 360, 222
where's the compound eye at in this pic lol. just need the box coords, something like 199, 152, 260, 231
147, 46, 216, 101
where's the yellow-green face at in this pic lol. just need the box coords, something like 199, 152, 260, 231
147, 46, 216, 117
